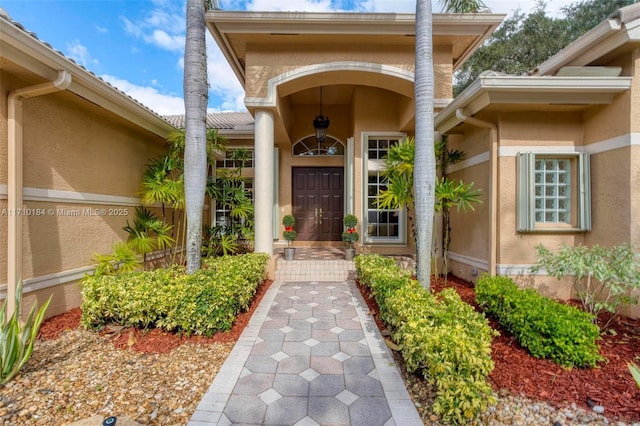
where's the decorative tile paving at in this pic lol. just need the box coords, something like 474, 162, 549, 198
188, 276, 422, 426
303, 338, 320, 347
336, 389, 359, 406
271, 351, 289, 362
258, 388, 282, 404
299, 368, 320, 382
332, 351, 351, 362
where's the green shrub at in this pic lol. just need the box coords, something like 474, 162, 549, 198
476, 275, 603, 368
1, 282, 51, 385
355, 254, 496, 424
81, 253, 268, 336
534, 244, 640, 328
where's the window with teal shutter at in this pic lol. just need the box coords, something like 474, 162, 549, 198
517, 152, 591, 232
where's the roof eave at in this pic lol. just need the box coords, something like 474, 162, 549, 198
532, 4, 640, 76
206, 10, 505, 83
435, 75, 632, 134
1, 18, 176, 138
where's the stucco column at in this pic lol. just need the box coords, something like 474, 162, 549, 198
254, 109, 274, 255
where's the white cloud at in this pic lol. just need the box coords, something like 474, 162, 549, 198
206, 34, 246, 111
65, 40, 99, 68
101, 74, 186, 115
121, 6, 185, 53
148, 29, 185, 52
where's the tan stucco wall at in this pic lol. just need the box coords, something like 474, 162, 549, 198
586, 147, 633, 247
244, 44, 415, 98
1, 71, 168, 317
446, 125, 490, 271
446, 101, 640, 316
243, 43, 453, 100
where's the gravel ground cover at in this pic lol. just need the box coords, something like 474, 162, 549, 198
2, 276, 639, 425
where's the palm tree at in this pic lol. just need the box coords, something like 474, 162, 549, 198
183, 0, 208, 273
413, 0, 486, 288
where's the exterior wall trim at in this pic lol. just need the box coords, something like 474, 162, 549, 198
0, 185, 141, 206
445, 133, 640, 174
0, 265, 94, 298
496, 264, 546, 276
447, 151, 489, 173
245, 61, 415, 109
447, 252, 488, 271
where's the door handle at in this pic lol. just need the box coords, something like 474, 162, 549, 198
319, 208, 323, 225
314, 208, 318, 225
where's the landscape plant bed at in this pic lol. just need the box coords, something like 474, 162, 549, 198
358, 275, 640, 423
39, 279, 273, 351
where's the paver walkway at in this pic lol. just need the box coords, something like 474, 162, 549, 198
188, 255, 422, 426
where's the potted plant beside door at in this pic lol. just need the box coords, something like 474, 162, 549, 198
342, 214, 359, 261
282, 214, 297, 261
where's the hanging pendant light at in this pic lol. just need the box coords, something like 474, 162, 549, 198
313, 86, 330, 145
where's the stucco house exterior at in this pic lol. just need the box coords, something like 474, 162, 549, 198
3, 3, 640, 319
436, 4, 640, 318
201, 10, 504, 258
1, 9, 176, 317
201, 6, 640, 318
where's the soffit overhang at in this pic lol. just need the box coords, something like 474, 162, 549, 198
1, 15, 176, 138
206, 10, 505, 87
435, 74, 632, 134
532, 3, 640, 76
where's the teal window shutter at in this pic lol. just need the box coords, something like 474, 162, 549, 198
517, 152, 534, 231
578, 152, 591, 231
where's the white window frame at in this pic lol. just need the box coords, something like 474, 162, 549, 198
517, 152, 591, 232
210, 148, 255, 229
362, 132, 407, 245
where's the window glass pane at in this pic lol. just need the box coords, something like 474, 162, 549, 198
534, 157, 571, 225
294, 136, 344, 156
366, 171, 400, 240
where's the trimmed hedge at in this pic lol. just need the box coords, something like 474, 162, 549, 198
81, 253, 269, 336
355, 254, 496, 424
476, 275, 603, 368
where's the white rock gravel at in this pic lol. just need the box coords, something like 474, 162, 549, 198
3, 324, 639, 426
0, 329, 233, 425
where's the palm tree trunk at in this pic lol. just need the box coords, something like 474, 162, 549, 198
183, 0, 208, 274
414, 0, 436, 290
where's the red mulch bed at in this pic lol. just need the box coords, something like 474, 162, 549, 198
358, 275, 640, 423
37, 279, 273, 354
38, 275, 640, 422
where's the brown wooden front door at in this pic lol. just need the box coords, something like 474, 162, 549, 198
292, 167, 344, 241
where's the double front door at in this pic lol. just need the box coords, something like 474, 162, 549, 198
292, 167, 343, 241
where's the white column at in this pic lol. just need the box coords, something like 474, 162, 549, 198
345, 137, 355, 215
254, 109, 274, 255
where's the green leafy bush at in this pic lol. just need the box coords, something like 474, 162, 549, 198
533, 244, 640, 328
81, 253, 268, 336
476, 275, 603, 368
355, 254, 496, 424
1, 282, 51, 385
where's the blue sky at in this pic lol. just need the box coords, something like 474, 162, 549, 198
1, 0, 577, 116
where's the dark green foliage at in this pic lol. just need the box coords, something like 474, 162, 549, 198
341, 214, 360, 247
476, 275, 603, 368
355, 254, 496, 424
454, 0, 638, 95
81, 253, 268, 336
282, 214, 297, 242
